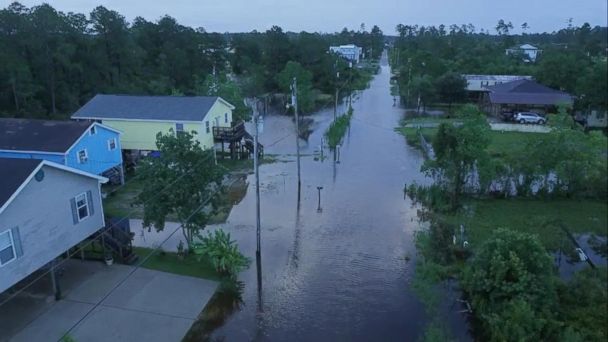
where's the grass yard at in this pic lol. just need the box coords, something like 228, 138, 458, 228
398, 125, 547, 162
442, 198, 608, 251
398, 127, 437, 150
486, 131, 546, 159
401, 117, 461, 125
133, 247, 222, 281
102, 177, 145, 218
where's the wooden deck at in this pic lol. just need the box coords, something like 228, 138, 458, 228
213, 121, 263, 159
213, 121, 246, 142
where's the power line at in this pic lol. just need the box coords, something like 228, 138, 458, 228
60, 173, 244, 341
0, 152, 217, 308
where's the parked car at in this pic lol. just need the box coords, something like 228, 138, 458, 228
514, 112, 546, 124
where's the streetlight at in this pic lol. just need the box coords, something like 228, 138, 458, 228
316, 186, 324, 212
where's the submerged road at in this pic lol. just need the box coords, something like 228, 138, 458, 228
196, 53, 467, 341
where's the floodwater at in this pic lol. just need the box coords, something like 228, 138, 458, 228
193, 53, 470, 341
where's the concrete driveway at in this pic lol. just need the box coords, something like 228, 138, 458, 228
0, 259, 217, 342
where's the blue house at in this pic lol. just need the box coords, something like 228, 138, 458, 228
0, 119, 123, 183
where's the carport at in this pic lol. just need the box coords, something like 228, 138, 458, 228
0, 259, 217, 342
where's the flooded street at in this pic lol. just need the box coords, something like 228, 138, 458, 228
199, 54, 463, 341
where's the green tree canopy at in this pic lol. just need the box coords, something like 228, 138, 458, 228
196, 73, 251, 122
277, 61, 315, 113
434, 72, 467, 111
423, 112, 491, 209
135, 130, 224, 244
462, 228, 558, 340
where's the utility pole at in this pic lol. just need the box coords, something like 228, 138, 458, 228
334, 82, 339, 121
253, 99, 261, 257
291, 77, 301, 198
252, 98, 263, 312
334, 61, 339, 121
406, 58, 412, 106
347, 62, 353, 112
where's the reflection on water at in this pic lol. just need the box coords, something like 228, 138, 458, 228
185, 53, 469, 341
182, 280, 245, 342
555, 233, 608, 281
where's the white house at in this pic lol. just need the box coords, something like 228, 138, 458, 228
506, 44, 542, 62
329, 44, 363, 63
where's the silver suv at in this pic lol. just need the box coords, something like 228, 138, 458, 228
514, 112, 546, 124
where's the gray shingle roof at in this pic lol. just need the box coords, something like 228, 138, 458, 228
0, 119, 92, 153
71, 94, 221, 122
0, 158, 42, 209
486, 79, 573, 105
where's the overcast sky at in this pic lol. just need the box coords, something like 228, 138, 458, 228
3, 0, 607, 34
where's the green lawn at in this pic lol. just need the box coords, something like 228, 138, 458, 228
486, 131, 546, 159
442, 198, 608, 251
401, 117, 460, 125
398, 126, 547, 161
398, 127, 437, 150
102, 177, 145, 218
133, 247, 222, 281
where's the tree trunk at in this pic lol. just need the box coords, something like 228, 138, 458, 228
45, 43, 57, 115
50, 68, 57, 115
10, 78, 19, 111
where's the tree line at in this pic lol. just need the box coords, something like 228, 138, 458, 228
391, 21, 608, 112
0, 2, 384, 119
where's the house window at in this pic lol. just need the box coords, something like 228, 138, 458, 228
224, 113, 228, 123
108, 138, 117, 151
205, 121, 210, 133
0, 230, 15, 266
89, 126, 96, 135
176, 123, 184, 133
77, 149, 88, 163
75, 193, 90, 222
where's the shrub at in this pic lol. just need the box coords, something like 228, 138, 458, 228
462, 228, 558, 340
196, 229, 249, 278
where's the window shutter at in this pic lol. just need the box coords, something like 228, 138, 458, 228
70, 198, 78, 224
11, 227, 23, 258
87, 190, 94, 216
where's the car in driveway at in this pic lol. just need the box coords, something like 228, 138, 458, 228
514, 112, 546, 124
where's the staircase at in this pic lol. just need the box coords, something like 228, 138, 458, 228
83, 219, 139, 265
214, 121, 264, 159
100, 228, 139, 265
243, 131, 264, 157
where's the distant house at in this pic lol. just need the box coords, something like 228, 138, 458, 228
481, 79, 573, 116
463, 75, 533, 101
0, 119, 123, 183
506, 44, 542, 62
574, 109, 608, 129
329, 44, 363, 63
0, 158, 107, 293
463, 75, 533, 92
71, 95, 235, 153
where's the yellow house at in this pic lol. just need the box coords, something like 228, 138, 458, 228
71, 95, 235, 151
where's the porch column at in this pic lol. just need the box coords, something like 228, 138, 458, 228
119, 163, 125, 185
49, 259, 62, 300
